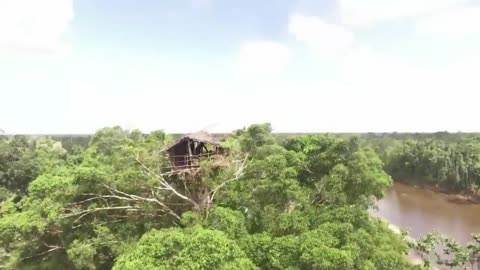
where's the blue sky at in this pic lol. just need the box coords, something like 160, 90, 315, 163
1, 0, 480, 134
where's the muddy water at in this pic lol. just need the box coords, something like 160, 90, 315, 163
373, 182, 480, 244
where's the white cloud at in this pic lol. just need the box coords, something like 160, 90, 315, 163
288, 13, 353, 54
337, 0, 470, 27
330, 46, 480, 132
0, 0, 74, 55
4, 2, 480, 133
281, 9, 480, 132
417, 7, 480, 35
237, 41, 293, 75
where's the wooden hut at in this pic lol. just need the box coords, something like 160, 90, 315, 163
164, 131, 225, 172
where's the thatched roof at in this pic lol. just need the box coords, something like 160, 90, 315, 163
186, 131, 220, 145
165, 131, 221, 151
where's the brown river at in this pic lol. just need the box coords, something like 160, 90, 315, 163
373, 182, 480, 244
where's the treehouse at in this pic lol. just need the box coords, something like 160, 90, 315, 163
164, 131, 225, 172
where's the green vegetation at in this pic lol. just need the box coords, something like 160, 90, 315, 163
362, 134, 480, 193
414, 231, 480, 269
0, 125, 423, 269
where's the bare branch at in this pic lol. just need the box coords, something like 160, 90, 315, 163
210, 154, 249, 203
22, 246, 64, 261
135, 155, 199, 208
70, 195, 131, 205
65, 150, 245, 226
102, 184, 181, 220
63, 206, 141, 222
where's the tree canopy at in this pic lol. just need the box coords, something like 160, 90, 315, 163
0, 125, 431, 269
363, 134, 480, 193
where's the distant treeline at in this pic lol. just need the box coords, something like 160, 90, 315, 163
362, 133, 480, 193
16, 131, 480, 144
7, 131, 480, 193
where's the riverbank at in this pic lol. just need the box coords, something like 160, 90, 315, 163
394, 179, 480, 205
377, 217, 439, 269
375, 182, 480, 269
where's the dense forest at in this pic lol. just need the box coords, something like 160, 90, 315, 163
362, 133, 480, 194
0, 126, 479, 269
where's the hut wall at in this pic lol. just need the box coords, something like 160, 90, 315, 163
168, 140, 190, 168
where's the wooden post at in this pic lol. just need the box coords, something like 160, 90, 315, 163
187, 141, 193, 167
